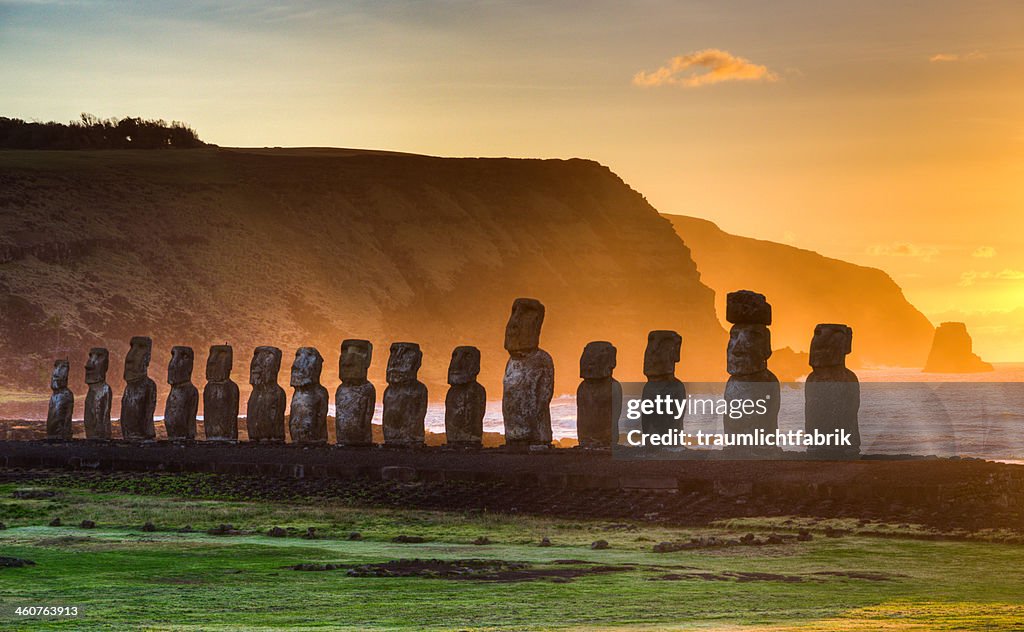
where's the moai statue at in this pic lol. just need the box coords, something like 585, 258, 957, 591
444, 345, 485, 447
45, 360, 74, 440
83, 348, 112, 439
641, 331, 685, 434
289, 347, 328, 444
120, 336, 157, 441
246, 346, 286, 442
203, 345, 239, 441
576, 341, 622, 448
501, 298, 554, 447
164, 346, 198, 441
382, 342, 428, 446
805, 324, 860, 457
723, 291, 781, 442
335, 339, 376, 447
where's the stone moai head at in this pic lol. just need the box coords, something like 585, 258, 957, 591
448, 346, 481, 386
339, 339, 373, 383
249, 346, 282, 386
51, 359, 70, 391
810, 323, 853, 369
167, 346, 195, 386
504, 298, 545, 354
726, 290, 772, 326
85, 347, 109, 385
643, 330, 682, 379
290, 347, 323, 388
387, 342, 422, 385
580, 341, 616, 380
124, 336, 153, 383
206, 345, 233, 383
727, 325, 772, 376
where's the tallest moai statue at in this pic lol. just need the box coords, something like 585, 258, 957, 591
723, 291, 780, 443
501, 298, 554, 447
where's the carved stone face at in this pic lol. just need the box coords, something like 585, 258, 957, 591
387, 342, 422, 384
339, 339, 372, 382
123, 336, 152, 382
810, 323, 853, 368
643, 330, 681, 378
250, 346, 282, 386
504, 298, 545, 354
448, 346, 480, 385
726, 290, 772, 326
580, 341, 616, 379
167, 346, 194, 385
290, 347, 323, 387
206, 345, 233, 382
85, 347, 109, 384
727, 324, 772, 376
50, 359, 69, 391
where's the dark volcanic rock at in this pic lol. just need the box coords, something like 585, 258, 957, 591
267, 526, 287, 538
164, 346, 198, 441
805, 323, 860, 456
383, 343, 427, 447
576, 341, 621, 448
45, 359, 74, 440
444, 346, 485, 447
246, 346, 286, 442
0, 556, 36, 568
204, 345, 240, 441
120, 336, 157, 441
923, 322, 994, 373
83, 347, 113, 440
726, 290, 772, 326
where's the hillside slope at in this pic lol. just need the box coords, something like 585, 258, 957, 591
0, 149, 725, 410
665, 214, 934, 367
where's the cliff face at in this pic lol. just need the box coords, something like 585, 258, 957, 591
0, 148, 725, 410
664, 214, 934, 368
923, 322, 994, 373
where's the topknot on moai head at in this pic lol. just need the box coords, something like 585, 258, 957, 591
339, 339, 373, 383
50, 359, 70, 391
85, 347, 109, 384
580, 341, 616, 380
727, 324, 772, 376
206, 345, 234, 383
643, 330, 682, 379
290, 347, 324, 387
124, 336, 153, 382
726, 290, 772, 326
448, 346, 481, 386
167, 346, 195, 385
387, 342, 422, 385
504, 298, 545, 354
250, 346, 282, 386
810, 324, 853, 369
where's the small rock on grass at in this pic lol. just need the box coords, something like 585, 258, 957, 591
267, 527, 287, 538
79, 520, 96, 529
48, 518, 62, 527
538, 537, 552, 547
142, 521, 156, 532
347, 532, 363, 541
590, 539, 609, 550
472, 536, 491, 545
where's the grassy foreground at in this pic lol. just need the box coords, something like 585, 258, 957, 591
1, 481, 1023, 630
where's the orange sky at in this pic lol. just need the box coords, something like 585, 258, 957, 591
1, 1, 1022, 359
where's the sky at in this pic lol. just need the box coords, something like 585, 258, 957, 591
2, 0, 1023, 360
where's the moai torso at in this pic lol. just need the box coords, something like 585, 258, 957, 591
335, 339, 376, 446
46, 360, 74, 440
805, 323, 860, 455
120, 336, 157, 440
164, 346, 198, 440
641, 330, 685, 434
723, 291, 780, 438
501, 298, 553, 446
247, 346, 286, 442
382, 342, 427, 446
289, 347, 328, 443
203, 345, 239, 441
444, 345, 485, 447
84, 348, 112, 440
576, 341, 621, 448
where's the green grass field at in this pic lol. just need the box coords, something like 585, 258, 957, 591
1, 481, 1023, 630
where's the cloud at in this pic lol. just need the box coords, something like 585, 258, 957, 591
972, 246, 997, 258
633, 49, 778, 88
958, 269, 1024, 286
866, 242, 939, 261
929, 51, 986, 63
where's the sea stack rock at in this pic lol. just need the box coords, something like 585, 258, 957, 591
288, 347, 328, 444
120, 336, 157, 441
641, 330, 685, 434
444, 345, 486, 447
83, 347, 112, 440
923, 322, 994, 373
247, 346, 286, 442
382, 342, 427, 447
501, 298, 554, 447
164, 346, 198, 441
203, 345, 239, 441
576, 341, 622, 448
805, 324, 860, 456
45, 359, 74, 440
335, 339, 376, 446
723, 291, 780, 442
